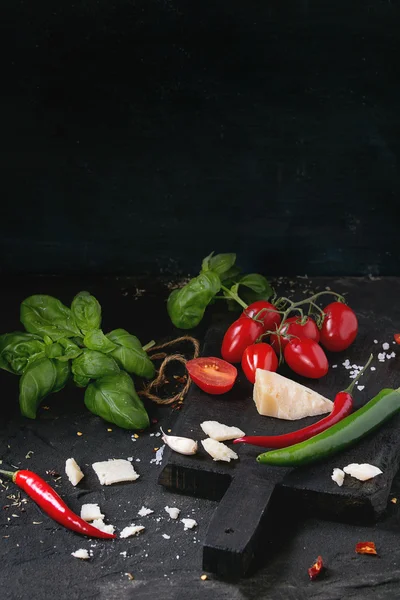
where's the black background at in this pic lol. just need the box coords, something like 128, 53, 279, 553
1, 1, 400, 276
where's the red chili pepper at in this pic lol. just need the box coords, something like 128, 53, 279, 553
356, 541, 377, 555
308, 555, 324, 580
234, 354, 373, 449
0, 468, 116, 539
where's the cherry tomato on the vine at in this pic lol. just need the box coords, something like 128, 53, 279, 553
319, 302, 358, 352
241, 343, 278, 384
186, 357, 237, 395
240, 301, 281, 333
221, 317, 265, 364
284, 338, 329, 379
270, 316, 320, 352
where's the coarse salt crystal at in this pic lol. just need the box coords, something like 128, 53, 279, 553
357, 386, 365, 391
332, 365, 338, 369
374, 340, 378, 344
382, 342, 390, 350
371, 367, 376, 371
378, 353, 385, 360
162, 534, 171, 540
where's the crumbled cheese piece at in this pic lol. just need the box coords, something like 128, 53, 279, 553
120, 525, 145, 539
382, 342, 390, 350
201, 438, 238, 462
80, 503, 104, 522
71, 549, 90, 560
331, 468, 345, 487
162, 534, 171, 539
92, 519, 115, 534
181, 518, 197, 530
65, 458, 84, 486
165, 506, 180, 519
343, 463, 383, 481
92, 459, 139, 485
357, 386, 365, 391
331, 365, 337, 369
200, 421, 245, 441
138, 506, 154, 517
127, 457, 133, 462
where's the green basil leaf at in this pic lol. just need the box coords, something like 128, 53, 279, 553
52, 360, 70, 392
0, 332, 46, 375
72, 349, 120, 380
55, 338, 83, 362
84, 371, 150, 430
45, 343, 64, 359
106, 329, 155, 379
208, 253, 236, 277
21, 295, 81, 341
201, 251, 214, 272
73, 373, 91, 388
219, 264, 242, 284
167, 271, 221, 329
71, 291, 102, 335
84, 329, 117, 354
19, 357, 57, 419
238, 274, 273, 296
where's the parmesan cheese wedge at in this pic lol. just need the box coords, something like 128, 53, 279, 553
253, 369, 333, 420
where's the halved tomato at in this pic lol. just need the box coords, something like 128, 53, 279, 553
186, 357, 238, 395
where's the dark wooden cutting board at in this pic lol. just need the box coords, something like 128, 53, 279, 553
159, 313, 400, 579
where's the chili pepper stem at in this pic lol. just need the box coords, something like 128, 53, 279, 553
0, 469, 17, 482
344, 354, 373, 393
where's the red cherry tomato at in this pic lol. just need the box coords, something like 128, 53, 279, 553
241, 343, 278, 384
284, 339, 329, 379
186, 357, 237, 395
394, 333, 400, 345
319, 302, 358, 352
270, 316, 320, 352
221, 317, 265, 363
240, 301, 281, 333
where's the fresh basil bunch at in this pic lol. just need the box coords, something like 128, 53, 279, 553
167, 252, 273, 329
0, 291, 153, 430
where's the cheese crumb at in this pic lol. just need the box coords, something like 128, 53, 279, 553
65, 458, 84, 486
92, 459, 139, 485
343, 463, 383, 481
92, 519, 115, 535
371, 367, 376, 371
200, 421, 245, 441
138, 506, 154, 517
71, 549, 90, 560
80, 503, 104, 522
201, 438, 238, 462
162, 534, 171, 540
374, 340, 378, 344
165, 506, 180, 519
331, 468, 345, 487
331, 365, 337, 369
181, 518, 197, 530
120, 525, 145, 539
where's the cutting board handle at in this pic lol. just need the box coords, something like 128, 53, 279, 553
202, 474, 277, 579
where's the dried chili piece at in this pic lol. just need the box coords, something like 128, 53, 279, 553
356, 541, 377, 555
308, 555, 324, 580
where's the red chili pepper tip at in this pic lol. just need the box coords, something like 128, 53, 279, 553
308, 555, 324, 580
356, 541, 377, 555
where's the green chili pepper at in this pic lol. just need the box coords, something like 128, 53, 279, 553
257, 388, 398, 467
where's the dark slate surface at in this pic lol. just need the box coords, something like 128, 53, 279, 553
1, 1, 400, 276
1, 275, 400, 600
